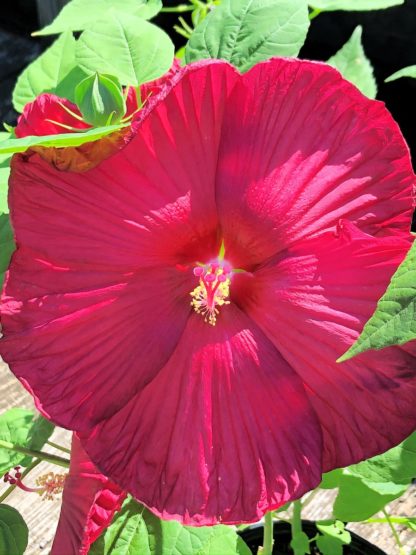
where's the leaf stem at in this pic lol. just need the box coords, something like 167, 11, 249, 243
292, 500, 302, 534
291, 499, 304, 555
260, 511, 274, 555
0, 439, 70, 468
382, 508, 406, 555
46, 440, 71, 454
161, 4, 194, 12
0, 459, 41, 503
364, 516, 410, 525
309, 8, 322, 20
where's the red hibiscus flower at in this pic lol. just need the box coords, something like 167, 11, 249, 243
1, 58, 415, 525
51, 435, 125, 555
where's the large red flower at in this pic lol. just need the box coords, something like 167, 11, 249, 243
51, 435, 125, 555
1, 58, 416, 525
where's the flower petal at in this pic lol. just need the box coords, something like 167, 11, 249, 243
216, 58, 414, 266
1, 260, 191, 431
15, 94, 90, 138
51, 434, 126, 555
238, 220, 416, 470
139, 58, 182, 106
80, 307, 322, 525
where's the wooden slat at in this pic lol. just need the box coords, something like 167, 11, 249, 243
1, 360, 415, 554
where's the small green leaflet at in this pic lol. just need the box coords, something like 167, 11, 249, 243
327, 26, 377, 98
309, 0, 404, 10
0, 123, 127, 155
386, 65, 416, 82
76, 12, 174, 87
90, 497, 251, 555
33, 0, 162, 36
339, 240, 416, 361
12, 32, 85, 113
0, 505, 28, 555
185, 0, 310, 72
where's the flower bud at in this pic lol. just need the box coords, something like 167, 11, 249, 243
74, 73, 127, 127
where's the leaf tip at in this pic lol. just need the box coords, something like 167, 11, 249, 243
336, 350, 353, 363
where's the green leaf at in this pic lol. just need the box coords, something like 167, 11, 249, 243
34, 0, 162, 36
75, 12, 174, 87
333, 474, 407, 521
0, 135, 13, 276
55, 66, 90, 105
327, 26, 376, 98
290, 530, 310, 555
339, 240, 416, 361
0, 141, 11, 215
316, 521, 351, 555
175, 46, 186, 61
185, 0, 310, 72
26, 415, 55, 452
0, 409, 55, 473
309, 0, 404, 10
320, 469, 343, 489
90, 497, 251, 555
385, 65, 416, 82
0, 505, 28, 555
0, 409, 34, 474
75, 73, 126, 126
0, 215, 15, 288
12, 32, 78, 113
401, 518, 416, 532
0, 123, 127, 155
348, 431, 416, 485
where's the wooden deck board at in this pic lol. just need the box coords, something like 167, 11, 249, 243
1, 360, 415, 554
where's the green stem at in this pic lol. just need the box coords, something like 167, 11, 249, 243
178, 16, 194, 35
260, 511, 274, 555
309, 8, 322, 20
292, 500, 302, 536
0, 439, 70, 468
46, 440, 71, 454
161, 4, 194, 12
0, 459, 41, 503
290, 500, 304, 555
382, 508, 406, 555
365, 516, 410, 525
190, 0, 209, 8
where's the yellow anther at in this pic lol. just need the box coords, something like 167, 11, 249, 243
190, 265, 231, 325
36, 472, 66, 501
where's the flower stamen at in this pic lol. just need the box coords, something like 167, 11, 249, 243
190, 263, 231, 325
3, 466, 66, 501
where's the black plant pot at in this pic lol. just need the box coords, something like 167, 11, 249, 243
239, 520, 387, 555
